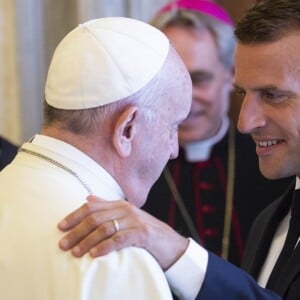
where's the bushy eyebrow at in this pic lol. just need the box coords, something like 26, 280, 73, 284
232, 84, 296, 99
233, 83, 280, 92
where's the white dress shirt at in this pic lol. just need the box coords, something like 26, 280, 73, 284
166, 239, 208, 299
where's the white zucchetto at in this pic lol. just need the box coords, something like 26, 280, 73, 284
45, 17, 169, 109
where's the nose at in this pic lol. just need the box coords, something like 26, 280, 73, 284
237, 93, 266, 134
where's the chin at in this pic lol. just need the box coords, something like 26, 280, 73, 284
179, 132, 206, 144
259, 167, 285, 180
180, 123, 210, 140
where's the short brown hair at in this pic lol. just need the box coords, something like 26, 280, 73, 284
235, 0, 300, 43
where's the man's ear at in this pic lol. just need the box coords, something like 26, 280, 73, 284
113, 106, 139, 157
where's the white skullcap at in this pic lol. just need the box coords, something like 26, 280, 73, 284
45, 17, 170, 109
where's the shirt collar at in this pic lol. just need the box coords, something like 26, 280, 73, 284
183, 116, 229, 162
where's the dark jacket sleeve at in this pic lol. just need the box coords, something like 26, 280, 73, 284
195, 252, 282, 300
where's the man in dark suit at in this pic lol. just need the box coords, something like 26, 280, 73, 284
57, 0, 300, 299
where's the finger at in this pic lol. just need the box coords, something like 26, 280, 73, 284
59, 211, 113, 250
71, 220, 119, 257
89, 228, 140, 257
58, 197, 126, 231
70, 214, 138, 257
59, 209, 126, 250
58, 202, 98, 231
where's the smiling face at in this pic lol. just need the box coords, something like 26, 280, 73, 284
163, 25, 233, 144
235, 33, 300, 179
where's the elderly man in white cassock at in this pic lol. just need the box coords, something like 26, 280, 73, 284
0, 17, 192, 299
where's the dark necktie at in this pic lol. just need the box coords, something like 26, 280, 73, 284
266, 189, 300, 289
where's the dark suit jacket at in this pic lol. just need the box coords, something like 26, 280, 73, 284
195, 252, 282, 299
242, 180, 300, 300
0, 136, 18, 170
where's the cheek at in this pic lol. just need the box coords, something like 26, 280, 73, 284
193, 85, 215, 102
212, 83, 231, 114
194, 79, 228, 106
159, 134, 176, 162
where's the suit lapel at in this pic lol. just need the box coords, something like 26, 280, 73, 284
242, 182, 295, 279
273, 242, 300, 296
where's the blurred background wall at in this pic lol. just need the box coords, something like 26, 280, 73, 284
0, 0, 254, 145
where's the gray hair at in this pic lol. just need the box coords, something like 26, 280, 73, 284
43, 62, 168, 135
43, 84, 160, 135
150, 9, 236, 70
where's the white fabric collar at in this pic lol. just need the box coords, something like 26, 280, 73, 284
25, 134, 125, 201
183, 117, 229, 162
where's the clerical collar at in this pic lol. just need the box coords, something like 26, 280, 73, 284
183, 117, 229, 162
295, 176, 300, 190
